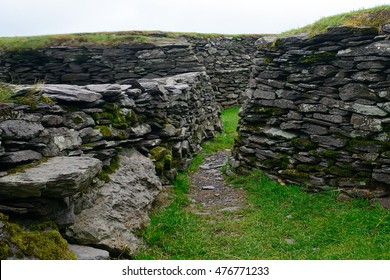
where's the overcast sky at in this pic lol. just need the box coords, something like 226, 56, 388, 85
1, 0, 389, 37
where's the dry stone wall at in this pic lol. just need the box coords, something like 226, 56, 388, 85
187, 36, 259, 107
0, 35, 261, 108
0, 71, 221, 254
234, 26, 390, 208
0, 41, 204, 84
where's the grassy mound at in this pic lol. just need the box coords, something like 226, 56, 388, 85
282, 5, 390, 36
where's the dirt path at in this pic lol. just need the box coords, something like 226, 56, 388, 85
187, 150, 247, 216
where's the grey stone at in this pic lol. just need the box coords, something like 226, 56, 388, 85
218, 206, 241, 212
302, 124, 328, 135
68, 244, 110, 260
276, 90, 302, 100
351, 72, 384, 82
263, 127, 297, 140
255, 36, 278, 48
79, 127, 103, 142
159, 124, 178, 137
311, 135, 346, 148
129, 124, 151, 137
39, 84, 102, 103
41, 127, 82, 156
351, 104, 387, 117
383, 24, 390, 34
0, 156, 102, 199
253, 89, 275, 100
285, 238, 296, 245
0, 120, 44, 140
311, 65, 337, 77
337, 41, 390, 57
350, 114, 382, 132
0, 150, 42, 165
298, 104, 328, 113
339, 83, 377, 101
84, 84, 126, 98
136, 49, 166, 59
42, 115, 64, 127
64, 112, 95, 130
373, 172, 390, 184
202, 186, 215, 190
313, 113, 343, 124
65, 149, 161, 255
199, 164, 211, 170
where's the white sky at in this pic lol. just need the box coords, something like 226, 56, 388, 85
0, 0, 389, 37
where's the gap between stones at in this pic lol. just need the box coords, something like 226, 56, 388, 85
187, 150, 247, 217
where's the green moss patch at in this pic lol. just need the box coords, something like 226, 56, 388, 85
97, 154, 120, 182
0, 213, 76, 259
298, 51, 337, 64
290, 138, 316, 150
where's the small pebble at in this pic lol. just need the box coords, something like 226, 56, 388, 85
202, 185, 215, 190
285, 238, 296, 245
199, 164, 211, 170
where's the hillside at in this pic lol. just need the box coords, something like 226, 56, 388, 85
282, 5, 390, 36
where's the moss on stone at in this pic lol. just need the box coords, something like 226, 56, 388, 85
12, 85, 53, 109
150, 146, 167, 161
347, 140, 382, 153
97, 153, 120, 183
6, 157, 49, 174
93, 103, 129, 129
150, 146, 173, 175
329, 165, 354, 177
262, 107, 286, 116
0, 213, 76, 260
72, 115, 84, 125
125, 109, 138, 126
280, 169, 310, 180
97, 125, 112, 138
318, 149, 340, 159
263, 56, 274, 64
262, 155, 289, 169
298, 51, 336, 64
290, 138, 316, 150
296, 164, 323, 172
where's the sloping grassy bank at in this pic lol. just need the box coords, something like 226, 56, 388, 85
282, 5, 390, 36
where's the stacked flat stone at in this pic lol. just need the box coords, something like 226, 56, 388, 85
0, 40, 204, 84
187, 36, 258, 107
234, 26, 390, 208
0, 35, 261, 109
0, 71, 221, 254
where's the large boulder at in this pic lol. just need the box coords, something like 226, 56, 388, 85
65, 148, 162, 255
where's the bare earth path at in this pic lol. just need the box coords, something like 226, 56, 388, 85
188, 150, 247, 216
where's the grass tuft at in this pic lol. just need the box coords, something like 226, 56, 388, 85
282, 5, 390, 36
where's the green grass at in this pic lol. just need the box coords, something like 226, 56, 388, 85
0, 31, 263, 52
282, 5, 390, 36
202, 106, 240, 153
0, 84, 13, 102
135, 106, 390, 260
